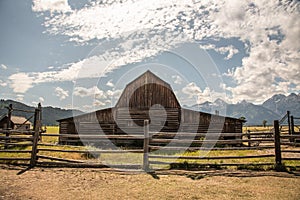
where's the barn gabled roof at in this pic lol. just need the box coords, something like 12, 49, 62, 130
115, 70, 181, 109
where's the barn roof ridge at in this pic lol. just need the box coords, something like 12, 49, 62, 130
125, 70, 172, 88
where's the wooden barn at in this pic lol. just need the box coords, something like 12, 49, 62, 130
0, 115, 32, 130
58, 71, 245, 146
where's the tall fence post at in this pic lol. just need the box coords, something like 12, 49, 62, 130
143, 120, 150, 171
38, 103, 42, 142
274, 120, 282, 170
290, 116, 295, 143
247, 130, 251, 147
287, 111, 291, 135
290, 116, 295, 135
30, 107, 41, 167
4, 104, 13, 149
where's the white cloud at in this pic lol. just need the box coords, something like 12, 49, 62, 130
29, 0, 300, 104
16, 94, 24, 101
32, 0, 71, 13
199, 44, 239, 60
218, 46, 239, 60
209, 0, 300, 103
106, 79, 114, 87
7, 55, 111, 96
1, 64, 7, 70
182, 82, 229, 104
172, 75, 183, 85
8, 73, 34, 93
182, 82, 212, 104
93, 100, 105, 107
0, 80, 7, 87
106, 89, 122, 98
54, 87, 69, 100
73, 86, 106, 99
39, 97, 45, 103
182, 82, 202, 98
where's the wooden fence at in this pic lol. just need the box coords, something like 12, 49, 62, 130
0, 103, 42, 167
0, 119, 299, 171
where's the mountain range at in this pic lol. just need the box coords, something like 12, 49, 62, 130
0, 93, 299, 125
0, 99, 84, 125
185, 93, 300, 125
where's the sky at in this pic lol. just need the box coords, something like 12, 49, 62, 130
0, 0, 299, 112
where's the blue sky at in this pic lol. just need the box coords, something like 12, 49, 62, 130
0, 0, 299, 111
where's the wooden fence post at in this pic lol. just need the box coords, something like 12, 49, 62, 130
290, 116, 295, 143
247, 130, 251, 147
287, 111, 291, 135
143, 120, 150, 171
30, 107, 41, 167
38, 103, 42, 142
274, 120, 282, 170
4, 104, 12, 149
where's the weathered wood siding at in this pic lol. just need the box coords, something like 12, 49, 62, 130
115, 107, 180, 134
180, 108, 243, 134
116, 71, 180, 109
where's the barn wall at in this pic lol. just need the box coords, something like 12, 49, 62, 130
115, 107, 180, 134
180, 108, 243, 133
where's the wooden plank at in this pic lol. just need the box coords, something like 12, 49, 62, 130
36, 161, 142, 169
143, 120, 150, 171
149, 154, 274, 160
0, 150, 32, 153
150, 138, 273, 144
273, 120, 282, 168
0, 136, 33, 140
148, 145, 275, 151
30, 107, 41, 167
149, 160, 275, 166
150, 132, 242, 137
41, 133, 144, 139
38, 143, 84, 148
281, 150, 300, 153
280, 135, 300, 139
280, 142, 300, 147
0, 157, 31, 161
0, 129, 35, 135
37, 148, 143, 153
37, 155, 86, 163
0, 142, 33, 147
282, 157, 300, 161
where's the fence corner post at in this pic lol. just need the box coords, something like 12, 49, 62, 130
274, 120, 283, 171
30, 107, 41, 168
143, 120, 150, 172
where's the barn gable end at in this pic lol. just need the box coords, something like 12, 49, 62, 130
116, 70, 181, 109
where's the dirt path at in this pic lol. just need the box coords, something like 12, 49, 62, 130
1, 165, 300, 200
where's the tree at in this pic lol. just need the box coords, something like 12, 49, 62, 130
239, 116, 246, 121
262, 120, 267, 127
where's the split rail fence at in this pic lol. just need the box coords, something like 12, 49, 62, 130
0, 118, 299, 171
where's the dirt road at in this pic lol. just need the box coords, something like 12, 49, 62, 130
1, 165, 299, 200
